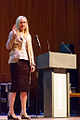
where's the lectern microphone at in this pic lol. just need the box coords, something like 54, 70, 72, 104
47, 40, 50, 51
61, 41, 72, 54
35, 35, 41, 48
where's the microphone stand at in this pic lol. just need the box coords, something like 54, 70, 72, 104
35, 39, 50, 117
35, 38, 42, 117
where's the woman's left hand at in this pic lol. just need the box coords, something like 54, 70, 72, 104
31, 65, 35, 72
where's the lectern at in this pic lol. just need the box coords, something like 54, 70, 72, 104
36, 51, 77, 117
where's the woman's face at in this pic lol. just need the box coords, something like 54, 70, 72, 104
18, 17, 27, 32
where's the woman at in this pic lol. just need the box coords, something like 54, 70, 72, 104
6, 16, 35, 120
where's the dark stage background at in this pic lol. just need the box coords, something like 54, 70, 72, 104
0, 0, 80, 115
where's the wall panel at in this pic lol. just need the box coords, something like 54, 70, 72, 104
0, 0, 80, 95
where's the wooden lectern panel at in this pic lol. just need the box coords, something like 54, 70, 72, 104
37, 51, 77, 69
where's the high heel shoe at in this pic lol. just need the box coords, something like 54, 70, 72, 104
7, 113, 20, 120
20, 113, 31, 119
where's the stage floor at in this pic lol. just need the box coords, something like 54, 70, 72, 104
0, 116, 80, 120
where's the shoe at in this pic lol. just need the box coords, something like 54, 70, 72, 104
20, 113, 31, 119
7, 113, 20, 120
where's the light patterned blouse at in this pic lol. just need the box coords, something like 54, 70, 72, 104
6, 31, 35, 66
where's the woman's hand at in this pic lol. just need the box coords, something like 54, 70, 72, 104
31, 65, 35, 72
12, 24, 18, 37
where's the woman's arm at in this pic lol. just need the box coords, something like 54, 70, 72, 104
27, 34, 35, 71
6, 31, 16, 50
6, 25, 18, 50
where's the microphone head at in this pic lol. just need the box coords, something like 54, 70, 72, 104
35, 34, 38, 39
35, 34, 41, 48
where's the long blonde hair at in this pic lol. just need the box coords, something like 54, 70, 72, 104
15, 16, 29, 37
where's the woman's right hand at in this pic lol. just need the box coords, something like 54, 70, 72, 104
12, 24, 17, 37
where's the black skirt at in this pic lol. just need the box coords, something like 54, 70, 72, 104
10, 59, 31, 92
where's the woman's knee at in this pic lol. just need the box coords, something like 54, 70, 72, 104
20, 92, 27, 96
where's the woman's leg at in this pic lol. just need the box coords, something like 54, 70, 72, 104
20, 92, 27, 114
8, 92, 17, 117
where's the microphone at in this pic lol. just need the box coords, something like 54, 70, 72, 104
18, 36, 23, 42
47, 40, 50, 51
61, 41, 72, 54
35, 34, 41, 48
20, 37, 23, 41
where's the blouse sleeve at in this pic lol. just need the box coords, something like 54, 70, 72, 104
6, 31, 15, 50
27, 34, 35, 66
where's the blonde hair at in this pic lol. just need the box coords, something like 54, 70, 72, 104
15, 16, 29, 37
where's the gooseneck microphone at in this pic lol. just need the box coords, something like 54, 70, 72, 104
62, 41, 72, 54
47, 40, 50, 51
35, 34, 41, 48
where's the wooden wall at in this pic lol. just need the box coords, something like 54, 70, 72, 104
0, 0, 80, 95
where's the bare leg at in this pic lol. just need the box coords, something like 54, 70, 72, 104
8, 92, 17, 117
20, 92, 31, 119
20, 92, 27, 114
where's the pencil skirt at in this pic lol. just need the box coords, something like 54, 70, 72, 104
10, 59, 31, 92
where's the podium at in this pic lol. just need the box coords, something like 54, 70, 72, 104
36, 51, 77, 117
